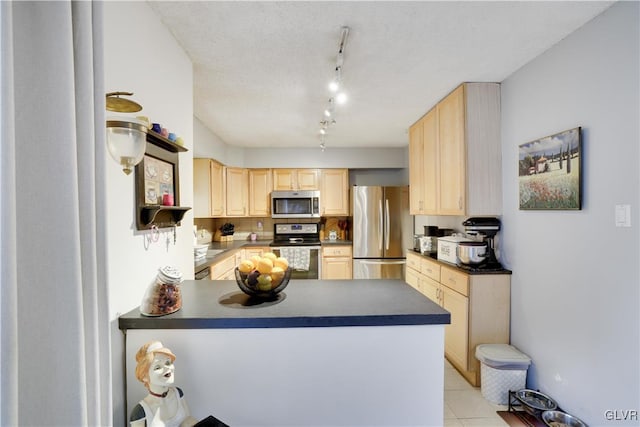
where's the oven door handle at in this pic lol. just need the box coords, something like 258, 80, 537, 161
271, 246, 321, 250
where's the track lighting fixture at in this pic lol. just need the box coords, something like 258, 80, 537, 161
317, 26, 350, 150
324, 98, 335, 118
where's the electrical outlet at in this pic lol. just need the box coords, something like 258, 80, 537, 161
615, 204, 631, 227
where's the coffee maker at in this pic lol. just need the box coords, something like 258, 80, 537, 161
461, 217, 503, 270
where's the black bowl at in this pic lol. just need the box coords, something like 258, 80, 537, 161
235, 267, 291, 299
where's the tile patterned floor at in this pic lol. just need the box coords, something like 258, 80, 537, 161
444, 359, 510, 426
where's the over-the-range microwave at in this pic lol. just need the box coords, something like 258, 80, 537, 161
271, 190, 320, 219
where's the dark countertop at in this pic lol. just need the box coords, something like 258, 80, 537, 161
408, 249, 512, 275
194, 240, 273, 273
195, 240, 353, 273
119, 279, 450, 330
321, 239, 352, 245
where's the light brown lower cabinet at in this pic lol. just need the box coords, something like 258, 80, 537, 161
405, 251, 510, 386
210, 254, 237, 280
244, 247, 269, 259
321, 245, 352, 280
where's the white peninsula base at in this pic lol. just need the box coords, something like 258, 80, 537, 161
125, 325, 445, 426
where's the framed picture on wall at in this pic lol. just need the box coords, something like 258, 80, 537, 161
518, 127, 582, 210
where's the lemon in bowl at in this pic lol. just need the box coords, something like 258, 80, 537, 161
235, 253, 292, 299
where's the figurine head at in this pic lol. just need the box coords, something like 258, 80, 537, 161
135, 341, 176, 390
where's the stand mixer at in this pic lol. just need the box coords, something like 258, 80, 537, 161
462, 217, 503, 270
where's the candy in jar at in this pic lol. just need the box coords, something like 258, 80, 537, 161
140, 266, 183, 316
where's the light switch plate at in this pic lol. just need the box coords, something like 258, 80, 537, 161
615, 204, 631, 227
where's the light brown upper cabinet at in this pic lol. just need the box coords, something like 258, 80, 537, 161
248, 168, 272, 217
408, 82, 501, 216
272, 168, 319, 191
320, 169, 349, 216
193, 158, 225, 217
225, 167, 248, 217
409, 109, 438, 215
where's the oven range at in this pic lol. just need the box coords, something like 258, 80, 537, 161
269, 223, 321, 280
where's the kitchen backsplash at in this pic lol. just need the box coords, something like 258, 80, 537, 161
194, 218, 270, 243
193, 217, 350, 244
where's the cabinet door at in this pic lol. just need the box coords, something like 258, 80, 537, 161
422, 108, 438, 214
234, 249, 245, 267
220, 268, 236, 280
322, 257, 352, 280
211, 255, 236, 280
210, 160, 225, 217
408, 119, 425, 214
248, 169, 272, 216
193, 159, 212, 217
225, 167, 248, 216
321, 169, 349, 216
438, 85, 466, 215
442, 285, 469, 370
272, 169, 295, 190
194, 159, 225, 217
297, 169, 319, 190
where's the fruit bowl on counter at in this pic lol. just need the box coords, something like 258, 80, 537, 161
235, 252, 291, 299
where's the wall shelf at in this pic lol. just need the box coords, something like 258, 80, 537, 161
146, 129, 188, 153
138, 205, 191, 230
135, 131, 191, 230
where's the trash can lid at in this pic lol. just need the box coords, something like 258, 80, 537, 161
475, 344, 531, 369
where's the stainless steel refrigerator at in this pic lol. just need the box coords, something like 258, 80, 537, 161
352, 186, 411, 279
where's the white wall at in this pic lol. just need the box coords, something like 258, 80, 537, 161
104, 2, 193, 424
194, 115, 408, 169
501, 3, 639, 425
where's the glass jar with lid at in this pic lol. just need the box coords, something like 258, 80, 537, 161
140, 266, 183, 316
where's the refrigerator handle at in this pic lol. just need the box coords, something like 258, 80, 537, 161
385, 198, 390, 250
359, 260, 407, 265
378, 199, 383, 251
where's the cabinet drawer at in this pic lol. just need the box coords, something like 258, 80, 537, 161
420, 276, 441, 305
441, 266, 469, 296
406, 252, 421, 272
244, 247, 268, 258
421, 258, 441, 282
211, 256, 236, 279
405, 268, 421, 291
322, 246, 352, 257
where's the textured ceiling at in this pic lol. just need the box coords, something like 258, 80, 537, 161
148, 1, 614, 149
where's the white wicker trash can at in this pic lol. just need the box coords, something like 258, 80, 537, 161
475, 344, 532, 405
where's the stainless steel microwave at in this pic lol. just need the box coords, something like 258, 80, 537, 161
271, 190, 320, 218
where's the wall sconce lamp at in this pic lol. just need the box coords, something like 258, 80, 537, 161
106, 92, 147, 175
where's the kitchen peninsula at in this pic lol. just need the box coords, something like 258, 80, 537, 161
119, 279, 450, 426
